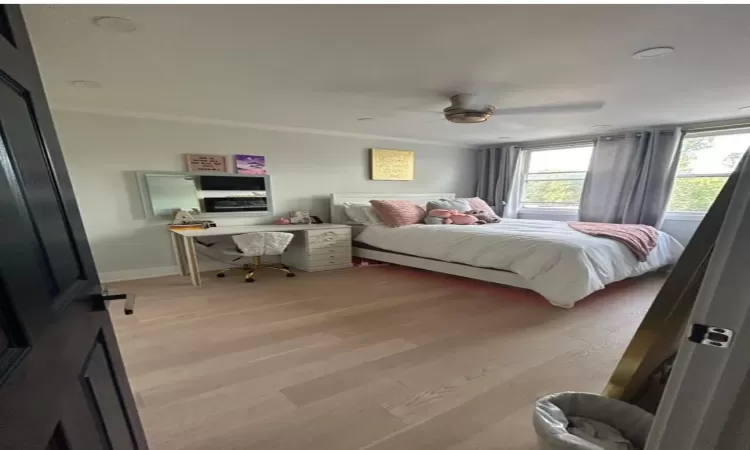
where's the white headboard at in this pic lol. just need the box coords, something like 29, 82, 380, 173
330, 192, 456, 224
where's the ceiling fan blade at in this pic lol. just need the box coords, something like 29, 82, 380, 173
494, 101, 605, 116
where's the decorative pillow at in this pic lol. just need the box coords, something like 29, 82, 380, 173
343, 203, 382, 225
425, 198, 471, 213
464, 197, 495, 214
369, 200, 426, 227
363, 207, 385, 225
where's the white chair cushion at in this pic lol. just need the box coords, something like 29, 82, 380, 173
232, 232, 294, 257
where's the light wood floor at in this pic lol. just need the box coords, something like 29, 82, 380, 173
110, 265, 663, 450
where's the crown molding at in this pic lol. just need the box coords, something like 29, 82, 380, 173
51, 104, 468, 148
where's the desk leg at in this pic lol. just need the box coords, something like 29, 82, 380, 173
182, 236, 202, 286
171, 232, 189, 276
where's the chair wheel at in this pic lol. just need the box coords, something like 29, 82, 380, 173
286, 273, 296, 278
245, 277, 255, 283
216, 273, 226, 278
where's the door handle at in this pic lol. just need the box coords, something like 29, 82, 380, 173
98, 286, 136, 315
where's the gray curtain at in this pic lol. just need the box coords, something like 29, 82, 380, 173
475, 145, 520, 217
579, 127, 684, 228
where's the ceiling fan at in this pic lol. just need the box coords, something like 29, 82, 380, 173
436, 93, 605, 124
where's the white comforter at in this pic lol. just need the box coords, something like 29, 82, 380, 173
355, 219, 684, 308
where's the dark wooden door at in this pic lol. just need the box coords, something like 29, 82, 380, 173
0, 6, 148, 449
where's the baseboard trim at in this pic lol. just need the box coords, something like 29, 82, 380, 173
99, 261, 232, 283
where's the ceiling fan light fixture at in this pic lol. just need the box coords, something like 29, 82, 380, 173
443, 106, 494, 124
441, 94, 495, 124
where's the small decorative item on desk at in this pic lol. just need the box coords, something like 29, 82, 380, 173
235, 154, 268, 175
289, 211, 311, 225
169, 209, 216, 231
172, 209, 197, 224
275, 217, 291, 225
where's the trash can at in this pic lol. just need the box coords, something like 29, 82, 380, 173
533, 392, 654, 450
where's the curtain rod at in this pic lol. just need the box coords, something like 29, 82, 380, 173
685, 122, 750, 133
518, 139, 594, 151
486, 117, 750, 149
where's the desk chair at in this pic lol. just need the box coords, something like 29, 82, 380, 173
217, 232, 295, 283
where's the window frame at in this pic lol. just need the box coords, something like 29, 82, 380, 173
515, 142, 594, 214
665, 127, 750, 219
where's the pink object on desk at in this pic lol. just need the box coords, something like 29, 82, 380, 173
275, 218, 291, 225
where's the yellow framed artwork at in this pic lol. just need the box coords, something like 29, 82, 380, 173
370, 149, 415, 181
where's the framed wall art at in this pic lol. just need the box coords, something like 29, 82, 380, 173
235, 154, 268, 175
370, 149, 415, 181
185, 154, 228, 172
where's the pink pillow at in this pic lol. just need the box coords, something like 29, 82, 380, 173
369, 200, 426, 227
466, 197, 494, 213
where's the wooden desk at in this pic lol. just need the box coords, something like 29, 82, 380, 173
170, 223, 352, 286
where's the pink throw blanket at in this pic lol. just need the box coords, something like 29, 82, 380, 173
568, 221, 659, 262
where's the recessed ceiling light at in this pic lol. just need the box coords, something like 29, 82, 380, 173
69, 80, 101, 88
739, 106, 750, 112
497, 136, 510, 140
632, 47, 674, 60
357, 117, 373, 121
593, 125, 612, 129
91, 16, 137, 33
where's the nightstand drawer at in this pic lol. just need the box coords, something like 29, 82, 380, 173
306, 260, 352, 271
308, 252, 351, 264
307, 228, 351, 238
308, 245, 350, 256
308, 237, 349, 249
308, 229, 350, 244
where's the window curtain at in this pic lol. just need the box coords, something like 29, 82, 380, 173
475, 145, 520, 217
579, 127, 684, 228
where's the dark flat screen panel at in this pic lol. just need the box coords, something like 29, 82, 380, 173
200, 175, 266, 191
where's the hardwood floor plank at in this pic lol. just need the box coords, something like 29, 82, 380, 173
109, 266, 663, 450
383, 334, 586, 425
138, 337, 417, 409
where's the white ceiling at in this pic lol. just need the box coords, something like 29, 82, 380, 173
22, 4, 750, 146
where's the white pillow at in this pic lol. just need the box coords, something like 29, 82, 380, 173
343, 202, 382, 226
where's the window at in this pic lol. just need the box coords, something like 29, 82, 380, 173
667, 129, 750, 213
518, 144, 594, 210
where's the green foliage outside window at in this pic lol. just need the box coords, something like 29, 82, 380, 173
668, 177, 727, 212
522, 179, 583, 207
670, 136, 738, 212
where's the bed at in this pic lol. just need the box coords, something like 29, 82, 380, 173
330, 193, 685, 308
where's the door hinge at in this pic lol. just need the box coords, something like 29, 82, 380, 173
689, 324, 733, 348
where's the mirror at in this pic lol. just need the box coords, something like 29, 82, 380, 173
144, 174, 200, 216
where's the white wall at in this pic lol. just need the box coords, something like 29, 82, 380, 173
52, 110, 476, 281
517, 209, 701, 246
